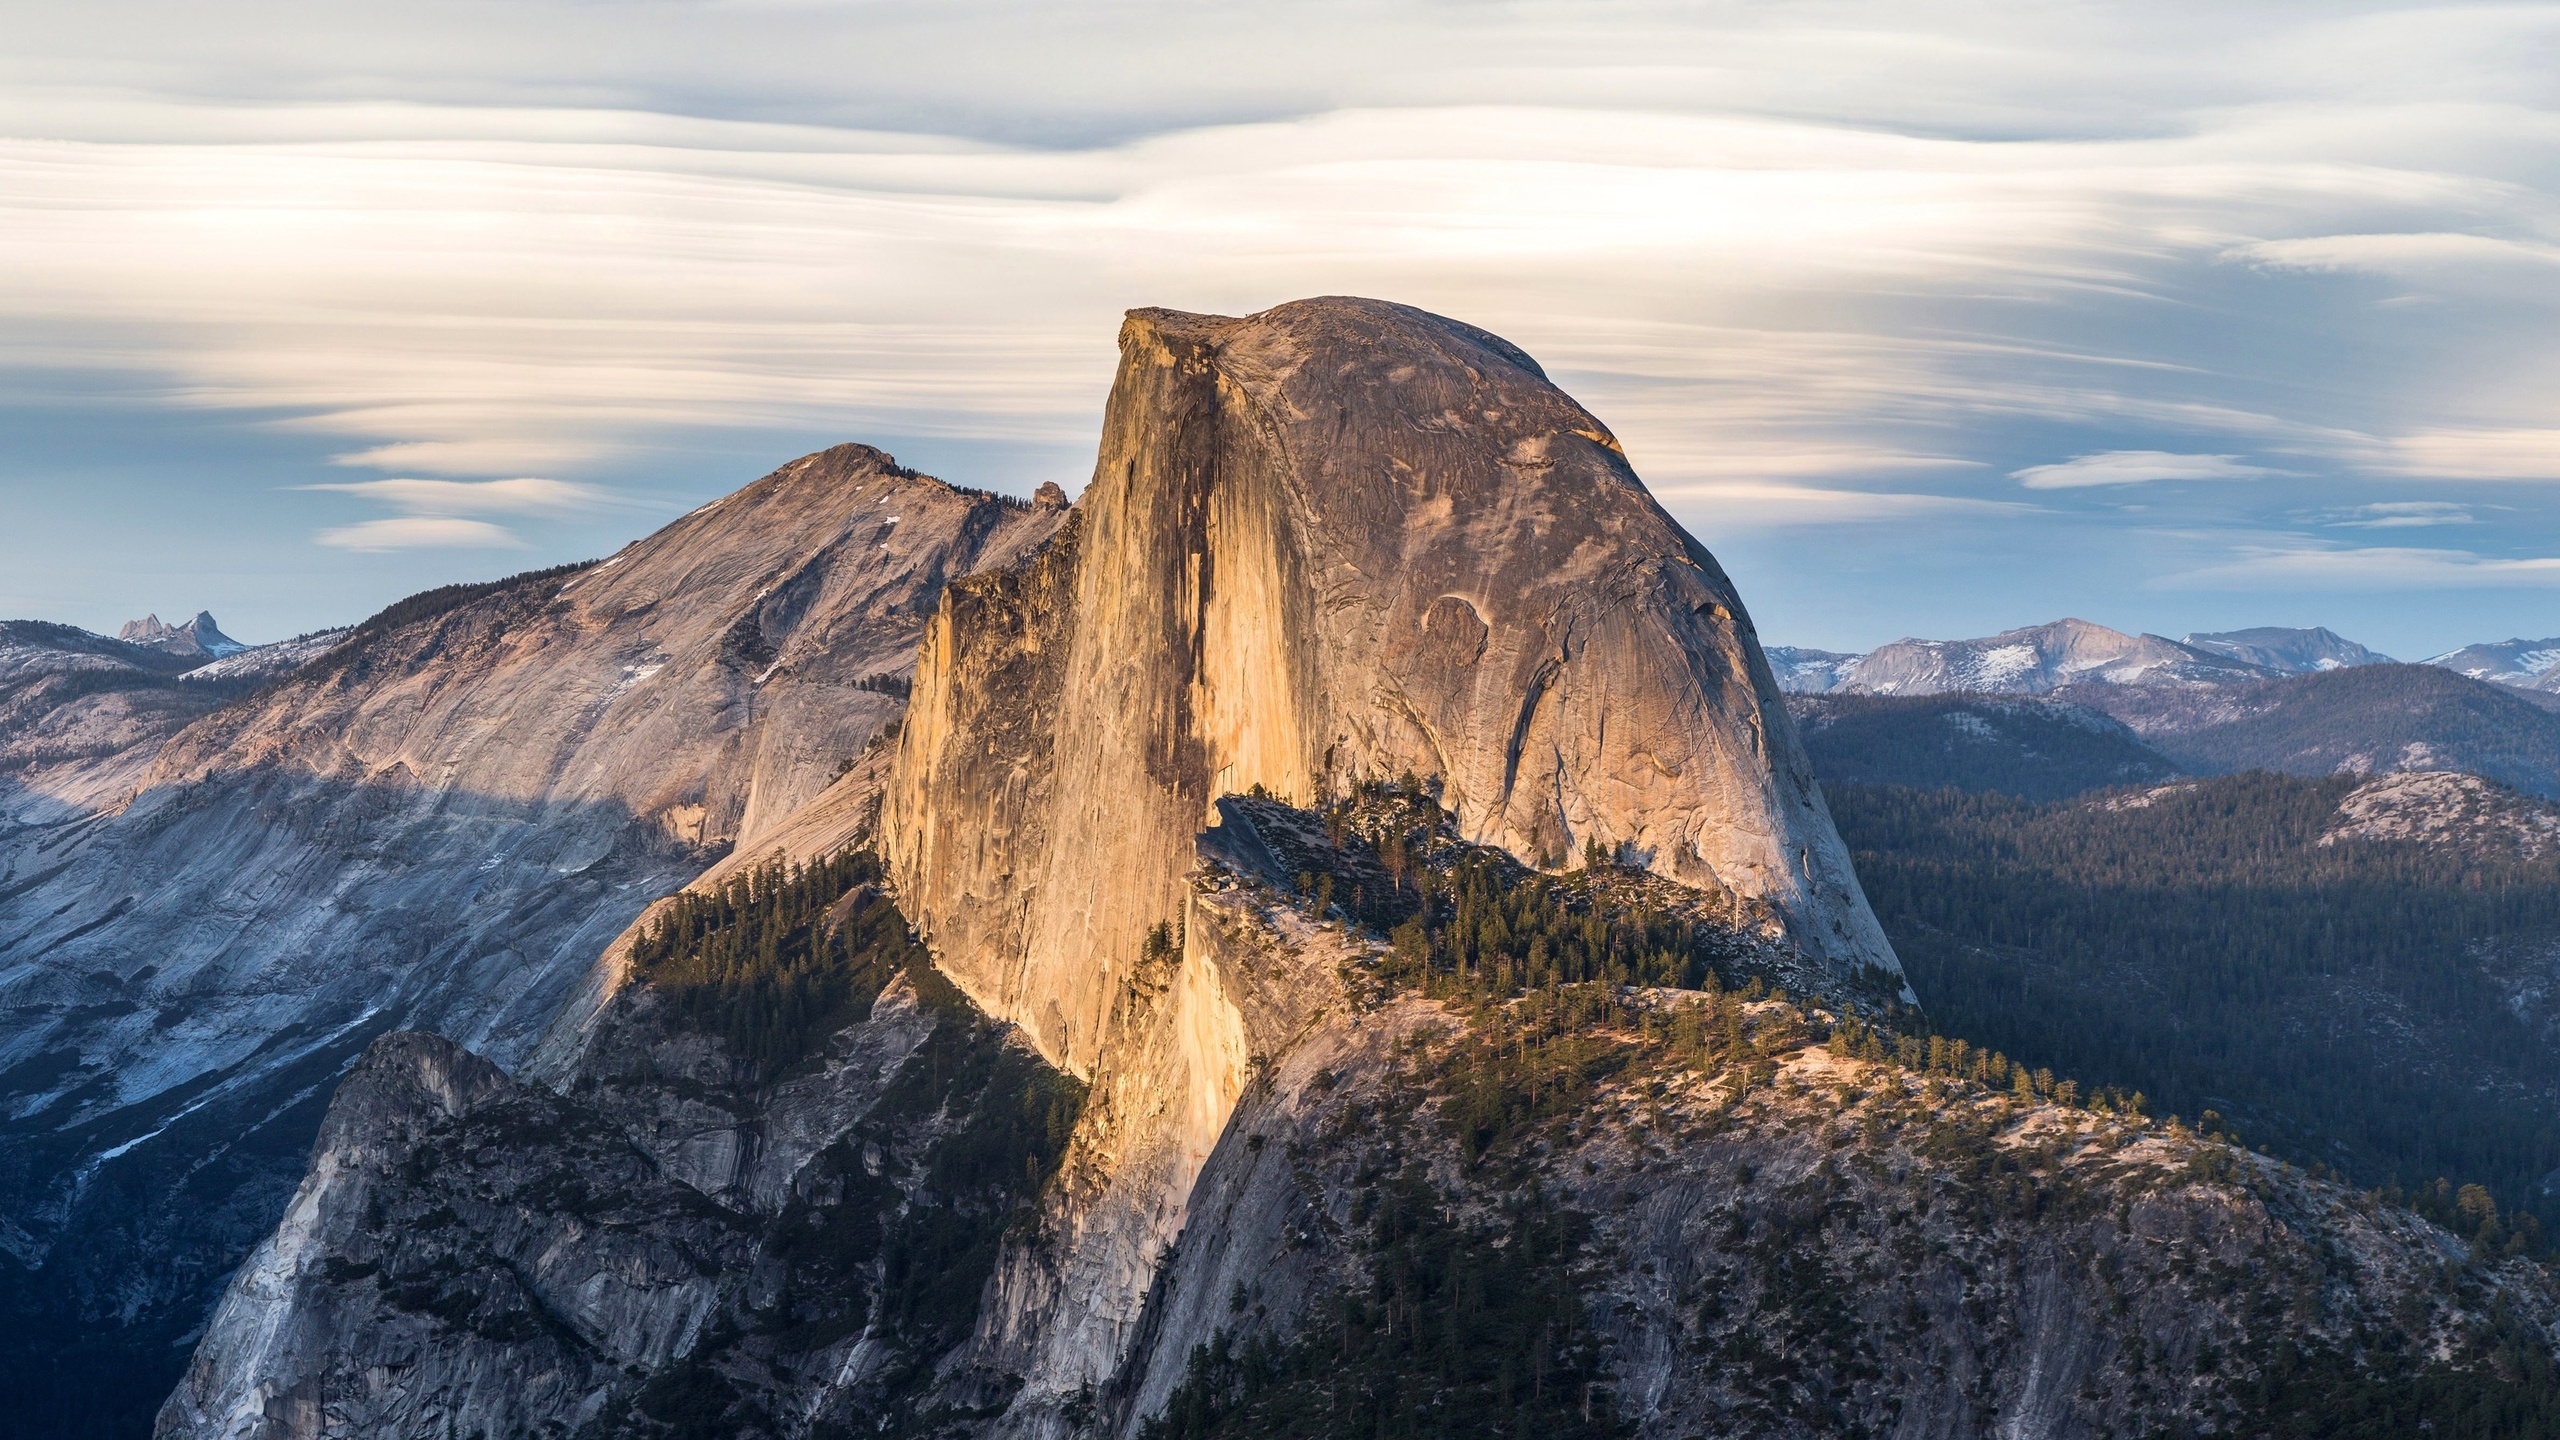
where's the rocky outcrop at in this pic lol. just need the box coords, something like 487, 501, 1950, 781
119, 612, 247, 661
2321, 770, 2560, 857
952, 811, 1365, 1428
885, 298, 1896, 1078
160, 929, 1077, 1440
1093, 939, 2560, 1440
154, 1030, 752, 1440
0, 446, 1064, 1433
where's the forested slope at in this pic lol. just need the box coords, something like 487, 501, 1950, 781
1828, 773, 2560, 1219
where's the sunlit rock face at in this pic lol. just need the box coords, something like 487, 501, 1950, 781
883, 297, 1898, 1075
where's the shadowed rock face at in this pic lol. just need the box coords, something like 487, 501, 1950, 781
885, 297, 1897, 1074
0, 444, 1064, 1435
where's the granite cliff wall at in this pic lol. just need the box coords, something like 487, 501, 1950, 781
883, 298, 1898, 1076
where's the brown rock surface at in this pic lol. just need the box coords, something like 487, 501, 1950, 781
884, 297, 1898, 1075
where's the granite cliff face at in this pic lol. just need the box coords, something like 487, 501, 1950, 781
885, 299, 1896, 1078
0, 446, 1062, 1431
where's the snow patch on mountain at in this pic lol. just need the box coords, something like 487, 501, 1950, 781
177, 629, 352, 686
2426, 637, 2560, 693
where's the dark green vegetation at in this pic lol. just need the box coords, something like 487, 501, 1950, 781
1230, 778, 1881, 1013
1170, 810, 2560, 1438
2238, 1314, 2560, 1440
559, 857, 1081, 1439
342, 559, 598, 648
1786, 692, 2182, 800
1143, 1176, 1620, 1440
1829, 773, 2560, 1220
626, 956, 1083, 1440
631, 849, 919, 1082
301, 559, 594, 689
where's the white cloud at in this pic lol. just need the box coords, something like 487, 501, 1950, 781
2374, 428, 2560, 480
2231, 232, 2560, 276
2320, 501, 2479, 528
316, 517, 527, 551
0, 71, 2550, 494
2012, 451, 2277, 489
296, 478, 614, 515
2160, 544, 2560, 591
2, 0, 2560, 622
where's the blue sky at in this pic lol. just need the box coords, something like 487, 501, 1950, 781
4, 1, 2560, 658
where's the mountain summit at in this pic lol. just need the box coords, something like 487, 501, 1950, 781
2183, 625, 2392, 673
0, 448, 1063, 1433
116, 610, 245, 659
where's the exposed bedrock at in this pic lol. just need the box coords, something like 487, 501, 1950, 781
884, 296, 1899, 1076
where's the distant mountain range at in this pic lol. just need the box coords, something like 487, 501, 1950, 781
1772, 617, 2560, 699
1788, 658, 2560, 800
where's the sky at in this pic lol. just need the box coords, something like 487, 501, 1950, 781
4, 2, 2560, 657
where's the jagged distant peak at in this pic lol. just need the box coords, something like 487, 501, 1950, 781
116, 609, 246, 659
2425, 634, 2560, 693
2183, 625, 2392, 673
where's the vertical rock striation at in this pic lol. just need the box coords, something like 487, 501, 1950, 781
884, 297, 1897, 1077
